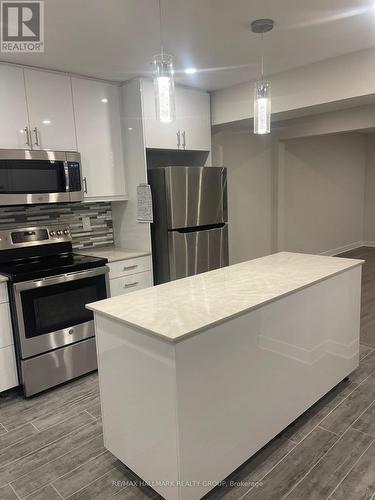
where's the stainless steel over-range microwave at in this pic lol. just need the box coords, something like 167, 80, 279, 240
0, 149, 83, 205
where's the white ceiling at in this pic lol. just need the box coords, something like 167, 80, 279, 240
1, 0, 375, 90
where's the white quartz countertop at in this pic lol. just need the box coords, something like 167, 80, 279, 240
87, 252, 364, 342
77, 246, 151, 263
0, 275, 7, 283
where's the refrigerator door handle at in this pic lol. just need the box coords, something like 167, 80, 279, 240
175, 222, 226, 234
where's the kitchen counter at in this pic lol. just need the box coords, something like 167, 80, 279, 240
77, 245, 150, 263
0, 275, 8, 283
88, 251, 363, 342
89, 252, 363, 500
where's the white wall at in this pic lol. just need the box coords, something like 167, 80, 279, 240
278, 134, 366, 255
213, 130, 367, 263
211, 47, 375, 126
364, 134, 375, 242
212, 130, 275, 264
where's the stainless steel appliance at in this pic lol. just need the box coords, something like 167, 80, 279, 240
0, 149, 83, 205
0, 225, 109, 397
148, 166, 228, 284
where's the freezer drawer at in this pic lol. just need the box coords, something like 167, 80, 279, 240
169, 224, 228, 281
165, 166, 227, 229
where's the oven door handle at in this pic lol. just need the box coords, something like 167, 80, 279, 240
14, 266, 110, 291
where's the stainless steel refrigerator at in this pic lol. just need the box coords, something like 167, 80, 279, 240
148, 166, 228, 284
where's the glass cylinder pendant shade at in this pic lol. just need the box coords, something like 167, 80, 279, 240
152, 53, 176, 123
254, 80, 271, 134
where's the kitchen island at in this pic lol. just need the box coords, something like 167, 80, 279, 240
87, 252, 363, 500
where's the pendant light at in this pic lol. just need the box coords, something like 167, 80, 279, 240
251, 19, 274, 135
152, 0, 176, 123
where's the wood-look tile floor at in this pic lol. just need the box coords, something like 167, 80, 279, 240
1, 246, 375, 500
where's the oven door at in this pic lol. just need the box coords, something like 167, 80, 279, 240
13, 267, 109, 359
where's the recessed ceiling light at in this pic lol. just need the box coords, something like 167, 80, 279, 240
185, 68, 197, 75
101, 98, 108, 103
42, 119, 51, 124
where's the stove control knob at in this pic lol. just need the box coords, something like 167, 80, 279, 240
63, 229, 69, 235
56, 230, 63, 236
50, 231, 56, 237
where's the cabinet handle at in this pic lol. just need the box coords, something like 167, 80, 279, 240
33, 127, 40, 146
83, 176, 88, 194
177, 130, 181, 149
182, 130, 186, 149
124, 281, 139, 288
24, 126, 31, 147
123, 264, 138, 271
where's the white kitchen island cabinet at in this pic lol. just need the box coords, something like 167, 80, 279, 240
88, 252, 363, 500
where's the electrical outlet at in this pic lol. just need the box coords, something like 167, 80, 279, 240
82, 216, 91, 232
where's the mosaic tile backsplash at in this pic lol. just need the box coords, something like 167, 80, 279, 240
0, 202, 114, 250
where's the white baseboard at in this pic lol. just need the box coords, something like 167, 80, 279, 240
320, 241, 364, 256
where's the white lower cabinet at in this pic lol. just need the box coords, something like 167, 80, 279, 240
0, 283, 18, 392
110, 271, 153, 297
0, 346, 18, 393
108, 256, 153, 297
0, 302, 13, 349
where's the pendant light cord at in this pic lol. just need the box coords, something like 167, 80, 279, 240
159, 0, 164, 54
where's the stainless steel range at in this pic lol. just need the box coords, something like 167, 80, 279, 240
0, 224, 109, 397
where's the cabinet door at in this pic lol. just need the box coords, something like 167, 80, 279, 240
24, 69, 77, 151
177, 86, 211, 151
0, 65, 30, 149
141, 79, 179, 150
110, 271, 153, 297
0, 302, 13, 349
72, 77, 126, 201
0, 346, 18, 392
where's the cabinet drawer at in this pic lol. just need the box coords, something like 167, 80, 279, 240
109, 256, 151, 279
0, 345, 18, 392
0, 302, 13, 349
0, 282, 8, 303
110, 271, 153, 297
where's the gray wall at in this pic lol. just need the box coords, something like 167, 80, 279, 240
279, 134, 366, 254
212, 130, 275, 264
364, 134, 375, 242
213, 130, 368, 263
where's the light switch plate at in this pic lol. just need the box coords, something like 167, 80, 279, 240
82, 216, 91, 231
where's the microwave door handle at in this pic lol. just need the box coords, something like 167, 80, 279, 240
64, 162, 70, 192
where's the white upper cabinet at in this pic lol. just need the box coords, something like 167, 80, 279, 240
141, 79, 211, 151
141, 79, 177, 150
72, 77, 126, 201
0, 65, 30, 149
176, 86, 211, 152
24, 68, 77, 151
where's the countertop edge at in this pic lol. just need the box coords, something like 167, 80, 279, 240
76, 247, 151, 263
87, 260, 364, 343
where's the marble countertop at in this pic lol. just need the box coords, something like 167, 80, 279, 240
87, 252, 364, 342
77, 246, 151, 263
